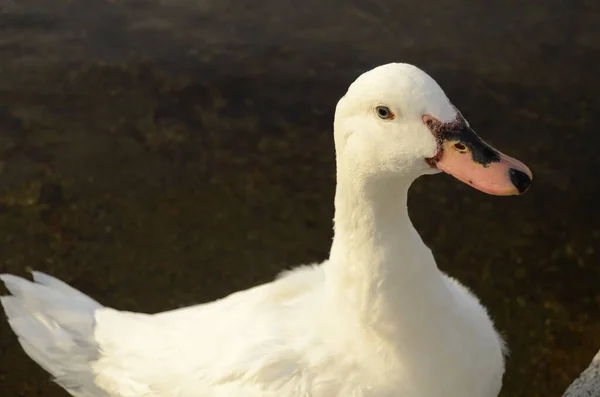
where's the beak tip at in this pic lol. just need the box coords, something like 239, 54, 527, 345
508, 168, 532, 194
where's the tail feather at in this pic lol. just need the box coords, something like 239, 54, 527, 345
1, 272, 109, 397
31, 271, 103, 308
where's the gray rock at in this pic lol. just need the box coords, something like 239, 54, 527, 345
563, 351, 600, 397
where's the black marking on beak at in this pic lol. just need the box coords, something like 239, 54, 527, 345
425, 113, 501, 167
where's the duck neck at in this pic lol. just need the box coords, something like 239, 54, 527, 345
326, 167, 444, 335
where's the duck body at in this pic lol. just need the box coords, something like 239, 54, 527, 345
2, 262, 503, 397
1, 63, 532, 397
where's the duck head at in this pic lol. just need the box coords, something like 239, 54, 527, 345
333, 63, 532, 195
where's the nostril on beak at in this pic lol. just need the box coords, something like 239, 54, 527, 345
508, 168, 531, 194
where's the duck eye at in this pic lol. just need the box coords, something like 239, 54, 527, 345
376, 106, 394, 120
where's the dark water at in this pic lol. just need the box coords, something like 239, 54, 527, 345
0, 0, 598, 396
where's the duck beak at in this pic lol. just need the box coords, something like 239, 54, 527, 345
423, 113, 532, 196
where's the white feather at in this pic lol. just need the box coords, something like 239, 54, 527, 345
1, 273, 106, 397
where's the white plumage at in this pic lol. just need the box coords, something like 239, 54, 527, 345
2, 63, 533, 397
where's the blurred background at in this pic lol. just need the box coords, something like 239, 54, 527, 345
0, 0, 598, 396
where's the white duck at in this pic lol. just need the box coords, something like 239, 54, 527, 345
1, 63, 532, 397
